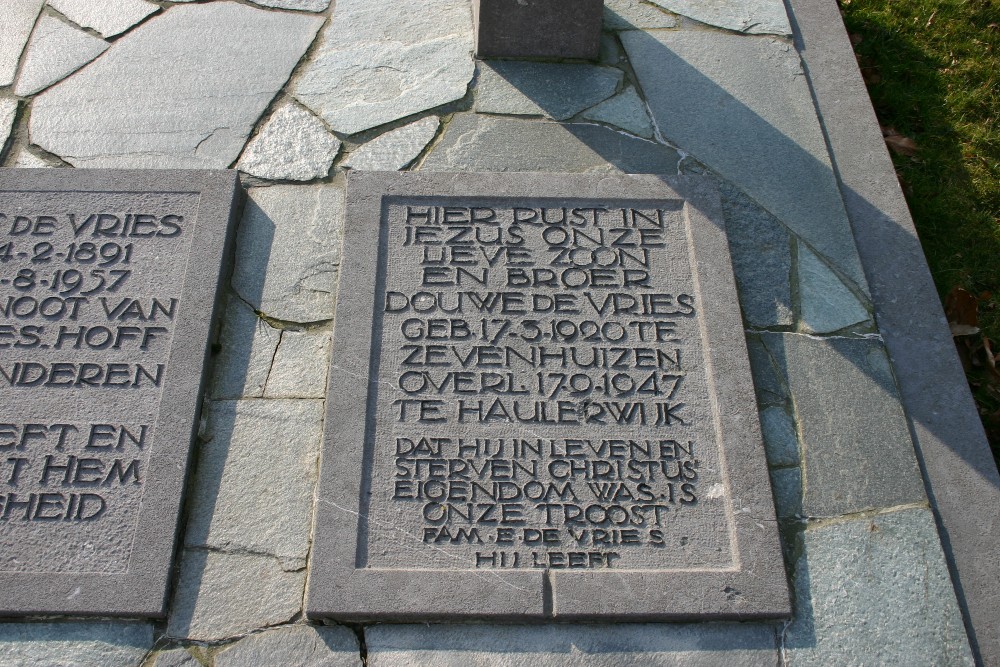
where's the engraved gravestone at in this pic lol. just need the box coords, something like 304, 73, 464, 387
0, 170, 240, 616
309, 172, 790, 621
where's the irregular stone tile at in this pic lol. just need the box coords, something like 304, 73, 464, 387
47, 0, 158, 38
604, 0, 678, 29
760, 405, 798, 466
293, 0, 474, 135
745, 335, 789, 407
785, 509, 974, 665
760, 333, 926, 516
215, 625, 361, 667
475, 61, 622, 120
247, 0, 331, 11
342, 116, 439, 171
580, 85, 655, 138
648, 0, 790, 35
12, 150, 53, 168
264, 328, 332, 398
31, 3, 323, 168
13, 14, 109, 97
797, 242, 871, 333
422, 114, 679, 173
238, 102, 341, 182
152, 648, 201, 667
599, 33, 624, 65
167, 549, 305, 641
622, 30, 867, 290
0, 99, 18, 154
0, 622, 153, 667
232, 184, 344, 323
366, 623, 779, 666
770, 467, 801, 519
0, 0, 44, 87
186, 399, 323, 570
210, 295, 281, 400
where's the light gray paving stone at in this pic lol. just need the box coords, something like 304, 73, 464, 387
167, 549, 305, 641
0, 99, 17, 154
0, 0, 44, 87
760, 405, 798, 466
580, 85, 655, 138
475, 61, 622, 120
232, 184, 344, 323
293, 0, 473, 135
30, 3, 323, 168
797, 242, 871, 333
604, 0, 678, 29
0, 622, 153, 667
745, 335, 789, 407
366, 623, 779, 666
785, 508, 974, 665
264, 328, 332, 398
214, 625, 361, 667
47, 0, 158, 38
648, 0, 790, 35
238, 102, 341, 182
421, 114, 680, 173
13, 14, 109, 97
622, 29, 867, 290
760, 333, 926, 516
186, 399, 323, 570
247, 0, 331, 11
12, 150, 53, 168
151, 648, 201, 667
209, 295, 281, 400
342, 116, 439, 171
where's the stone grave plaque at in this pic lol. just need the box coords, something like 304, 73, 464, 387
0, 170, 241, 616
309, 172, 790, 621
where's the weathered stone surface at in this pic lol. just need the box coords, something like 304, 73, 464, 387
0, 622, 153, 667
0, 0, 44, 87
422, 114, 680, 173
474, 0, 603, 59
770, 467, 801, 519
238, 102, 341, 181
12, 149, 53, 168
785, 509, 974, 665
580, 86, 655, 139
0, 99, 17, 153
232, 184, 344, 323
47, 0, 158, 37
797, 242, 871, 333
152, 648, 201, 667
366, 623, 780, 666
167, 549, 305, 641
294, 0, 474, 135
648, 0, 790, 35
745, 335, 789, 407
265, 328, 332, 398
187, 399, 322, 569
247, 0, 331, 11
210, 296, 281, 400
215, 625, 361, 667
475, 61, 621, 120
760, 406, 798, 467
342, 116, 439, 171
604, 0, 678, 29
760, 333, 926, 516
31, 3, 323, 168
622, 29, 867, 290
13, 14, 109, 97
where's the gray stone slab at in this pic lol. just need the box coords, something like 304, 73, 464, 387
30, 3, 323, 169
796, 242, 871, 333
769, 467, 800, 519
621, 29, 868, 291
759, 406, 798, 467
0, 99, 18, 156
647, 0, 790, 35
581, 86, 656, 139
474, 0, 602, 59
151, 648, 201, 667
308, 172, 788, 621
342, 117, 440, 172
11, 150, 53, 169
785, 508, 974, 665
744, 334, 789, 408
209, 295, 282, 400
47, 0, 158, 38
790, 0, 1000, 660
264, 327, 332, 398
0, 621, 153, 667
0, 0, 44, 87
475, 61, 622, 121
604, 0, 678, 30
13, 14, 109, 97
759, 333, 926, 517
366, 623, 779, 666
237, 102, 341, 182
293, 0, 474, 136
0, 169, 241, 616
247, 0, 331, 11
214, 625, 361, 667
422, 114, 680, 174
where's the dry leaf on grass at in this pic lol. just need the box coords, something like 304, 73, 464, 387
882, 127, 919, 156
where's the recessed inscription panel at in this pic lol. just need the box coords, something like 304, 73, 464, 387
0, 170, 240, 615
310, 172, 789, 621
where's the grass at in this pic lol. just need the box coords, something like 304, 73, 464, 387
841, 0, 1000, 459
